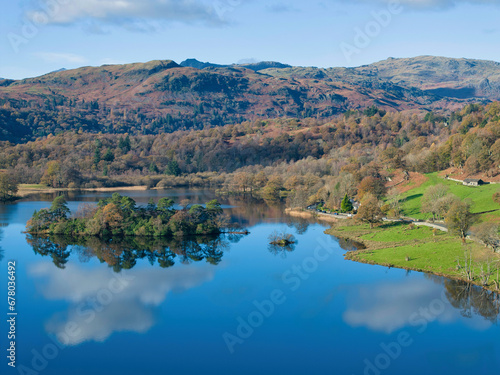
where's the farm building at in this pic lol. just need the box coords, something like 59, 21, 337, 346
463, 178, 484, 186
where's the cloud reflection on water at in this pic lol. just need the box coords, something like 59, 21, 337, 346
343, 278, 494, 334
29, 262, 216, 345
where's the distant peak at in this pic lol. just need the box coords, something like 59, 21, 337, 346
180, 58, 291, 72
238, 61, 291, 71
180, 59, 226, 69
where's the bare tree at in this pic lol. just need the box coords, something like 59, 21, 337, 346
387, 188, 403, 218
472, 222, 500, 252
435, 194, 459, 220
456, 246, 474, 282
421, 184, 449, 221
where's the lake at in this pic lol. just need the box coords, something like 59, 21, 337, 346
1, 189, 499, 375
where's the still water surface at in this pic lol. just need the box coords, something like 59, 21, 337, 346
1, 189, 499, 375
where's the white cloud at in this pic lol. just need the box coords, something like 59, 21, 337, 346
26, 0, 224, 29
350, 0, 500, 10
29, 262, 215, 345
34, 52, 87, 64
400, 0, 499, 9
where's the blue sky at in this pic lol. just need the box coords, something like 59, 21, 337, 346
0, 0, 499, 79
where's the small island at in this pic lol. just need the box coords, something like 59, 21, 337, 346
268, 231, 297, 247
27, 193, 232, 238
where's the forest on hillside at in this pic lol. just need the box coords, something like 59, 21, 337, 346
0, 101, 498, 210
0, 57, 458, 143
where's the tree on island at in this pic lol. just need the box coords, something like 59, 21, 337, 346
340, 194, 353, 213
50, 196, 70, 220
356, 193, 384, 229
268, 231, 297, 256
268, 231, 296, 246
26, 194, 231, 239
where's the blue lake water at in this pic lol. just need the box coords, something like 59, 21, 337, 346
1, 189, 499, 375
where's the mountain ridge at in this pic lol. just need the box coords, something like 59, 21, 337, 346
0, 55, 498, 142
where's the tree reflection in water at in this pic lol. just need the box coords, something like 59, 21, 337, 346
268, 241, 297, 258
285, 217, 310, 235
337, 237, 366, 251
0, 222, 6, 262
26, 233, 244, 272
444, 279, 500, 323
423, 273, 500, 322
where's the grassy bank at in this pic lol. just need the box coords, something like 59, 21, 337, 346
327, 221, 500, 291
399, 173, 500, 221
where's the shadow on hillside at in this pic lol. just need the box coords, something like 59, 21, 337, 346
404, 193, 423, 202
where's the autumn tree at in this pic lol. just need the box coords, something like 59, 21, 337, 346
380, 146, 406, 169
253, 171, 268, 189
41, 161, 63, 187
0, 172, 18, 202
102, 203, 124, 235
284, 175, 303, 191
262, 176, 283, 201
233, 172, 254, 193
445, 201, 475, 243
357, 193, 384, 228
357, 176, 387, 200
491, 139, 500, 168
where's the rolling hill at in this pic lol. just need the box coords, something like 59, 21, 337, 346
0, 55, 499, 142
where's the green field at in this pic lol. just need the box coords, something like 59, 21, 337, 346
399, 173, 500, 220
360, 222, 441, 242
331, 222, 447, 248
359, 240, 465, 275
327, 221, 500, 289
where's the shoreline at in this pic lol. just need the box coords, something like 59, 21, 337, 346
326, 222, 500, 292
285, 208, 339, 223
16, 185, 150, 198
